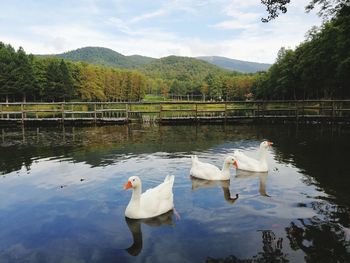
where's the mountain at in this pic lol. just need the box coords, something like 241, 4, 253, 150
196, 56, 271, 73
39, 47, 270, 73
41, 47, 156, 69
139, 55, 235, 82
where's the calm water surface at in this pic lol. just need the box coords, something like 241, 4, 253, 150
0, 124, 350, 262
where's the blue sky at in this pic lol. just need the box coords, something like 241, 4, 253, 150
0, 0, 322, 63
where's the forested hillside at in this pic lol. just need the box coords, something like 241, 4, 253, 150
139, 56, 248, 98
42, 47, 270, 73
42, 47, 156, 69
0, 43, 257, 102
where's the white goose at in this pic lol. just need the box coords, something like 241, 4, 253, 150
124, 175, 175, 219
233, 141, 273, 172
190, 155, 235, 180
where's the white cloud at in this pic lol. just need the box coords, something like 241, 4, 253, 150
129, 9, 167, 24
0, 0, 323, 63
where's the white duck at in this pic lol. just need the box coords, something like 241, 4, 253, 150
124, 175, 175, 219
233, 141, 273, 172
190, 155, 235, 180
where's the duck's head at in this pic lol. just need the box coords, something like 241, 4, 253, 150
124, 176, 141, 190
224, 156, 235, 164
224, 156, 236, 167
260, 140, 273, 150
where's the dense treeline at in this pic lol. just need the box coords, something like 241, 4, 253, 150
141, 56, 256, 100
0, 44, 257, 102
254, 5, 350, 100
0, 43, 147, 102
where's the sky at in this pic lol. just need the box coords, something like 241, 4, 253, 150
0, 0, 323, 63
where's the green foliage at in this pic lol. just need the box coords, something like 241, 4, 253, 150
0, 44, 263, 102
0, 43, 150, 102
0, 44, 36, 101
138, 55, 255, 100
34, 48, 267, 101
44, 46, 270, 74
45, 46, 156, 69
261, 0, 348, 22
255, 5, 350, 99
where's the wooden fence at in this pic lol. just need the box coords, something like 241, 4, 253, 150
0, 100, 350, 124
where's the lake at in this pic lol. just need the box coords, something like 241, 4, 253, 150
0, 123, 350, 262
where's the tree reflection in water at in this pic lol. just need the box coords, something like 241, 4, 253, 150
286, 218, 350, 262
206, 230, 287, 263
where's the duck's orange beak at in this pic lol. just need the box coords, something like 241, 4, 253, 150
268, 141, 273, 146
124, 181, 132, 190
233, 160, 238, 169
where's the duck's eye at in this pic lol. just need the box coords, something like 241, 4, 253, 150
132, 179, 136, 182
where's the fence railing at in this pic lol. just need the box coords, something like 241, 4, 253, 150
0, 100, 350, 123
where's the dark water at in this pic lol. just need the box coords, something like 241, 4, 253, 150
0, 123, 350, 263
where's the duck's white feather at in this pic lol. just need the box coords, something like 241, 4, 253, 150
125, 175, 174, 219
233, 142, 271, 172
190, 155, 233, 180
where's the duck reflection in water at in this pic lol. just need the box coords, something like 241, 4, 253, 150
125, 210, 174, 256
235, 170, 270, 197
190, 177, 239, 204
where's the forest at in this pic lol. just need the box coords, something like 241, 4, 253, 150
0, 43, 255, 102
0, 43, 148, 102
0, 4, 349, 102
254, 4, 350, 99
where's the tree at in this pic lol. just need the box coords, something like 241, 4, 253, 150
261, 0, 350, 22
59, 60, 75, 101
261, 0, 290, 22
255, 4, 350, 100
0, 42, 17, 102
45, 60, 64, 101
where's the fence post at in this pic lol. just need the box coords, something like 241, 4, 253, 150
6, 98, 9, 119
126, 103, 129, 122
195, 103, 198, 122
94, 103, 97, 122
262, 101, 265, 118
61, 103, 65, 122
21, 103, 24, 123
332, 101, 335, 120
302, 100, 305, 118
224, 102, 227, 121
296, 101, 299, 121
159, 104, 162, 122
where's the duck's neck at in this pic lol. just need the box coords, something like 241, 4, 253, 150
130, 185, 142, 207
259, 148, 268, 163
221, 162, 231, 179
